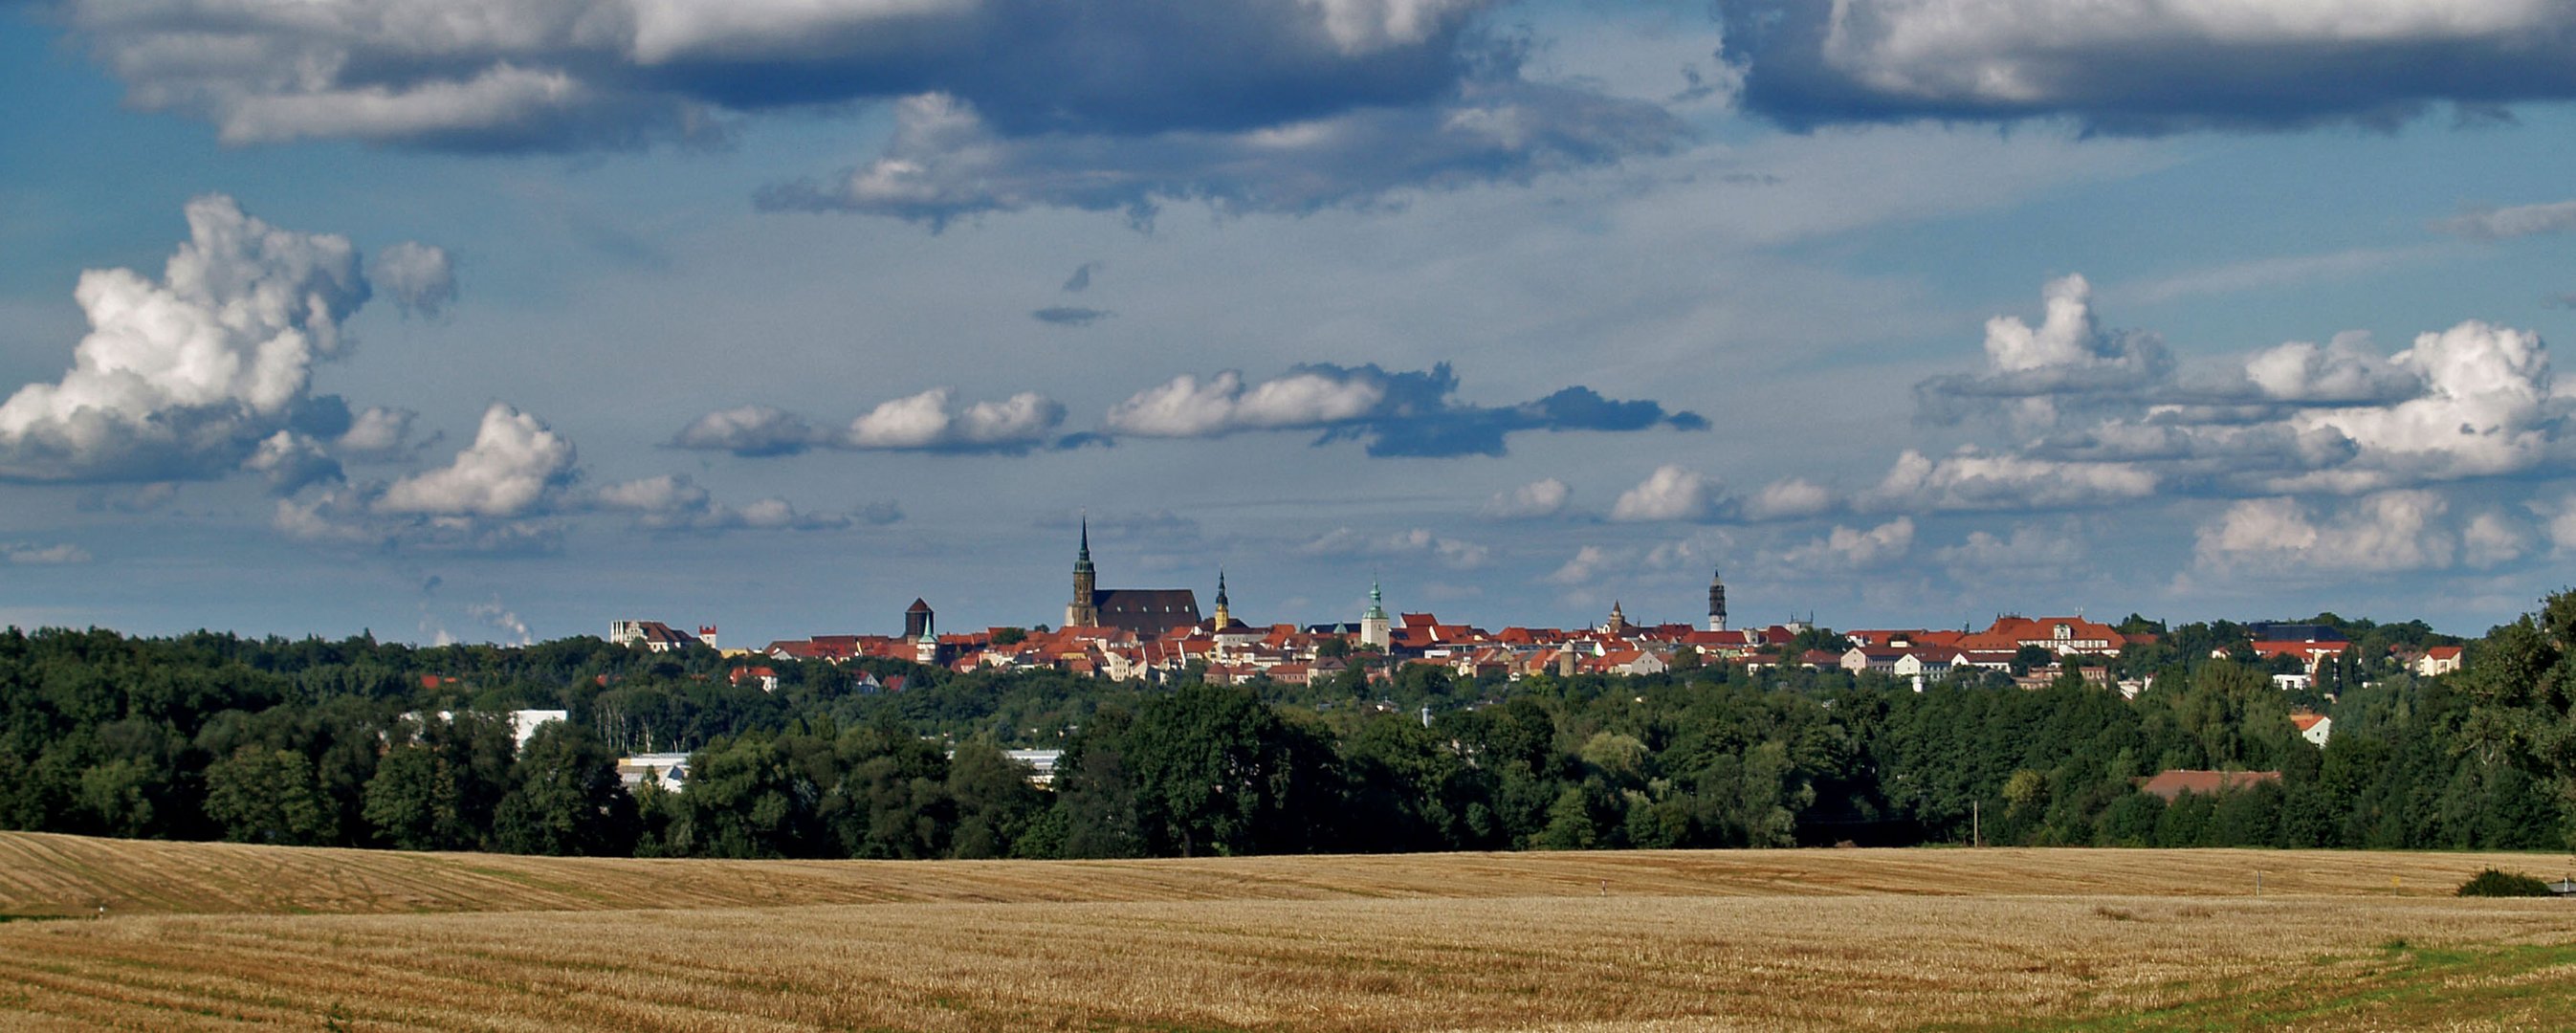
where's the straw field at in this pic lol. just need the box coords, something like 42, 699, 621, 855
1, 832, 2571, 1031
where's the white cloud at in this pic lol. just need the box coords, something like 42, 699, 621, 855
1781, 517, 1915, 570
2462, 511, 2532, 568
1746, 476, 1835, 520
1107, 369, 1385, 438
590, 473, 875, 533
0, 195, 369, 483
243, 430, 341, 494
1298, 526, 1489, 569
1482, 477, 1571, 519
2437, 199, 2576, 240
845, 388, 1064, 451
379, 404, 577, 517
2193, 491, 2456, 575
4, 543, 93, 565
370, 242, 457, 320
1546, 544, 1615, 585
1611, 465, 1728, 522
2272, 320, 2556, 491
674, 391, 1062, 454
2242, 333, 2424, 404
1727, 0, 2576, 131
1864, 448, 2156, 512
669, 404, 821, 456
336, 406, 435, 462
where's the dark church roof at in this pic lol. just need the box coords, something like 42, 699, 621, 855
906, 598, 933, 613
1092, 589, 1200, 636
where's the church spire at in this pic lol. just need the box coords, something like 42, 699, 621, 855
1066, 514, 1100, 628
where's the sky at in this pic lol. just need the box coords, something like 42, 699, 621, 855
6, 0, 2576, 646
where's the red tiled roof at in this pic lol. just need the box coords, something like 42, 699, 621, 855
2135, 769, 2282, 801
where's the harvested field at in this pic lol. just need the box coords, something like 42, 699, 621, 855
0, 831, 2558, 917
1, 834, 2572, 1031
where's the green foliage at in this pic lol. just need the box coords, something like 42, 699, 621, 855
2455, 868, 2554, 897
3, 593, 2573, 862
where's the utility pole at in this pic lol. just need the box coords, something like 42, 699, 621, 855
1971, 800, 1981, 847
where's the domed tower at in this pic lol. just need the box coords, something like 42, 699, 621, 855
1065, 516, 1100, 628
1707, 568, 1728, 633
1359, 580, 1391, 649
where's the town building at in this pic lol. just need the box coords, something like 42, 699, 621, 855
1062, 517, 1201, 636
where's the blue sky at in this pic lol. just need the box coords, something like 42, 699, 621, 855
6, 0, 2576, 645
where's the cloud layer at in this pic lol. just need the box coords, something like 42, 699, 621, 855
64, 0, 1684, 218
1722, 0, 2576, 132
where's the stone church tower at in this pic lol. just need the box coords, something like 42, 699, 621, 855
1065, 516, 1100, 629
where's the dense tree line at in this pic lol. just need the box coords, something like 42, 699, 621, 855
1, 598, 2568, 859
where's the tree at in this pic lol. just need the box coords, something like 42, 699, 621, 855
493, 723, 637, 856
363, 745, 463, 850
204, 746, 338, 846
1117, 684, 1339, 856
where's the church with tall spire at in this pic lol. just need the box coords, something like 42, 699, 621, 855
1060, 516, 1202, 636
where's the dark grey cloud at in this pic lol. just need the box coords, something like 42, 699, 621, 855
757, 77, 1689, 222
758, 80, 1684, 224
1032, 306, 1113, 327
65, 2, 1689, 218
1062, 261, 1100, 293
1719, 0, 2576, 133
61, 0, 1491, 148
1106, 362, 1706, 458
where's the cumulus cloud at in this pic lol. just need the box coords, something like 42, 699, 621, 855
671, 389, 1065, 455
590, 473, 882, 534
281, 403, 853, 549
1721, 0, 2576, 132
1931, 522, 2084, 582
1915, 275, 2171, 428
2462, 511, 2532, 568
668, 405, 821, 457
1103, 363, 1704, 457
2436, 199, 2576, 240
1863, 448, 2157, 513
4, 542, 94, 565
369, 242, 456, 319
1543, 535, 1723, 587
1482, 477, 1571, 519
1780, 517, 1914, 570
0, 195, 368, 483
380, 404, 578, 517
243, 430, 342, 494
1880, 274, 2576, 516
2193, 491, 2458, 575
1298, 526, 1490, 569
336, 406, 437, 462
1610, 465, 1729, 522
1746, 476, 1836, 520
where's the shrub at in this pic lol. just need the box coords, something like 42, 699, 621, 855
2455, 868, 2553, 897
